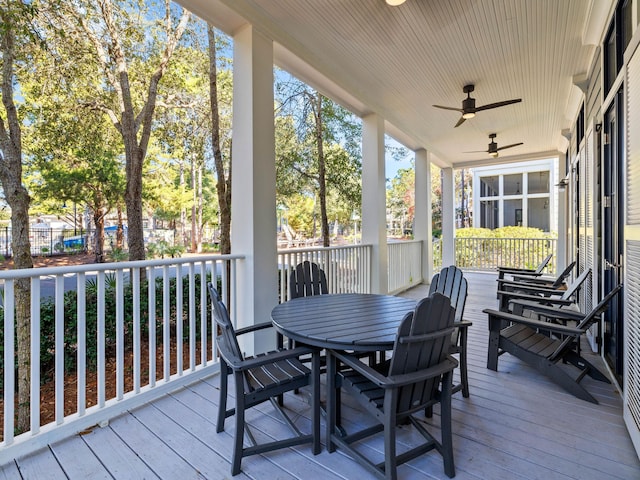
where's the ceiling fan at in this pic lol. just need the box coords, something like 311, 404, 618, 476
466, 133, 523, 158
433, 85, 522, 127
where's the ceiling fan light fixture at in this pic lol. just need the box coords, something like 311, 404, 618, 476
386, 0, 406, 5
462, 112, 475, 119
489, 151, 499, 158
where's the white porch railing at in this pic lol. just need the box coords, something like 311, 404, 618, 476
277, 244, 372, 302
454, 236, 557, 272
387, 240, 423, 294
0, 254, 243, 463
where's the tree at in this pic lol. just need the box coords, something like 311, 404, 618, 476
275, 73, 361, 246
387, 166, 415, 236
0, 0, 35, 432
53, 0, 191, 260
208, 26, 231, 254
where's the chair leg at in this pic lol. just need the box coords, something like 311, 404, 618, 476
312, 349, 321, 455
232, 380, 245, 476
459, 329, 470, 398
217, 362, 229, 433
383, 390, 398, 480
440, 371, 456, 478
326, 351, 337, 453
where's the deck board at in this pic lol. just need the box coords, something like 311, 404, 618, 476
5, 272, 640, 479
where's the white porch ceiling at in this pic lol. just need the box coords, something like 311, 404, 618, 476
180, 0, 613, 168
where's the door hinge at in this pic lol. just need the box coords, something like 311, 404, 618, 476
604, 133, 610, 145
603, 196, 611, 208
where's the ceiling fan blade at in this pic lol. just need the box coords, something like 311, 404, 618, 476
463, 150, 488, 153
433, 104, 464, 112
496, 142, 524, 151
454, 116, 466, 127
474, 98, 522, 112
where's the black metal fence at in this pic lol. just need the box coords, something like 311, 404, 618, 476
0, 227, 88, 258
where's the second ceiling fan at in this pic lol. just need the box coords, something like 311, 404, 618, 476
433, 84, 522, 127
466, 133, 523, 158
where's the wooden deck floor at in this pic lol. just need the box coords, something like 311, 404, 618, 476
2, 272, 639, 479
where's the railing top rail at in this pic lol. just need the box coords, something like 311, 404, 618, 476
277, 244, 372, 254
0, 254, 245, 280
387, 239, 421, 245
454, 236, 557, 240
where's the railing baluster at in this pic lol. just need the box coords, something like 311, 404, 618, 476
188, 263, 196, 372
162, 265, 170, 382
133, 268, 141, 393
4, 280, 15, 445
148, 267, 156, 387
55, 275, 64, 424
77, 273, 86, 416
31, 278, 41, 435
97, 271, 105, 408
200, 262, 207, 366
116, 269, 124, 399
176, 264, 183, 376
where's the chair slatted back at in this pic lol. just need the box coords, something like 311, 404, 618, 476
561, 268, 591, 301
550, 261, 577, 288
389, 293, 455, 413
536, 253, 553, 273
551, 284, 622, 361
208, 283, 243, 363
428, 265, 467, 323
290, 261, 328, 299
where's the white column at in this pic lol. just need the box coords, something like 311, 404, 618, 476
361, 113, 388, 293
556, 154, 567, 272
231, 25, 277, 352
441, 167, 455, 267
414, 149, 433, 284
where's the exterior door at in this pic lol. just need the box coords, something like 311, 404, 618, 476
603, 89, 625, 385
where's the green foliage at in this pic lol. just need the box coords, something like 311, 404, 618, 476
147, 240, 185, 259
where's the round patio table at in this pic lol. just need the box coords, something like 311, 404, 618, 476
271, 293, 417, 352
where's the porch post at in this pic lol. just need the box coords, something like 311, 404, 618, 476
231, 25, 277, 350
362, 113, 388, 294
441, 167, 456, 267
555, 153, 567, 272
414, 149, 433, 283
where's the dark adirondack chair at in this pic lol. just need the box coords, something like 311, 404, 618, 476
429, 265, 471, 398
326, 292, 458, 479
497, 268, 591, 313
209, 284, 320, 476
496, 253, 553, 281
499, 260, 576, 291
484, 284, 622, 403
289, 261, 328, 298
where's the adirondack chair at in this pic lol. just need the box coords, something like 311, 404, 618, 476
209, 284, 321, 476
498, 260, 576, 291
497, 268, 591, 313
289, 260, 328, 298
484, 284, 622, 403
326, 292, 458, 479
496, 253, 553, 281
429, 265, 471, 398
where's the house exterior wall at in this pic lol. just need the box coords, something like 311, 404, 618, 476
472, 159, 559, 233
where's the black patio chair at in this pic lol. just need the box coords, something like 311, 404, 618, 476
289, 260, 328, 298
210, 283, 320, 476
429, 265, 471, 398
498, 260, 576, 292
484, 284, 622, 403
326, 292, 458, 479
496, 253, 553, 281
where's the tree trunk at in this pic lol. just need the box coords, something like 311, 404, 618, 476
93, 208, 106, 263
197, 162, 203, 253
179, 160, 187, 248
0, 12, 33, 432
125, 146, 146, 260
116, 207, 124, 249
208, 26, 231, 255
315, 93, 330, 247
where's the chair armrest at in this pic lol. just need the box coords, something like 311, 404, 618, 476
483, 308, 583, 336
332, 349, 457, 388
455, 320, 473, 329
509, 300, 584, 321
497, 290, 574, 305
497, 266, 537, 274
498, 281, 567, 295
220, 342, 317, 371
235, 321, 274, 336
